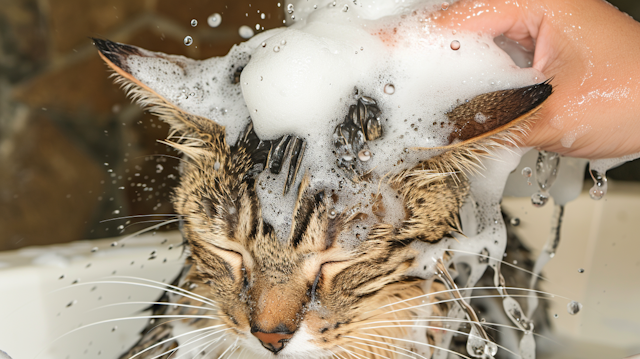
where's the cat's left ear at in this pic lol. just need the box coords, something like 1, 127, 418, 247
93, 38, 228, 146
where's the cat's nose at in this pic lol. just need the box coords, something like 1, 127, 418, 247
252, 330, 294, 354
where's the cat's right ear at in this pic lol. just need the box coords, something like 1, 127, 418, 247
92, 38, 223, 147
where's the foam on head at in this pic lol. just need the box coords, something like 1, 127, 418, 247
240, 0, 542, 241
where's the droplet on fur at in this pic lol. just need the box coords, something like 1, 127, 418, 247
450, 40, 461, 50
510, 217, 520, 226
190, 19, 198, 27
66, 300, 77, 307
567, 301, 582, 315
441, 2, 450, 10
578, 268, 585, 273
287, 3, 295, 13
183, 36, 193, 46
328, 208, 338, 219
273, 46, 281, 52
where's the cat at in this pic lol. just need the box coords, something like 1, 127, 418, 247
93, 36, 551, 359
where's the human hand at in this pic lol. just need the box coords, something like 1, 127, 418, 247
431, 0, 640, 159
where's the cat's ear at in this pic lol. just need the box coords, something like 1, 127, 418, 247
92, 38, 223, 147
442, 79, 553, 149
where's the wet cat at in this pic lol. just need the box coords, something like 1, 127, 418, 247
93, 35, 551, 359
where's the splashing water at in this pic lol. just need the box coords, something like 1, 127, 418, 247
588, 152, 640, 200
531, 151, 560, 207
567, 300, 583, 315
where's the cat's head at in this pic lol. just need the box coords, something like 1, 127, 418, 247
94, 37, 550, 358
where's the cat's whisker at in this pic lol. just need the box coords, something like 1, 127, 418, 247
350, 341, 427, 359
91, 301, 217, 313
445, 248, 549, 282
48, 316, 222, 356
345, 334, 472, 359
384, 293, 565, 316
147, 328, 225, 359
116, 218, 182, 243
374, 286, 568, 314
111, 276, 221, 307
119, 219, 180, 232
345, 344, 391, 359
216, 338, 238, 359
357, 325, 520, 358
336, 345, 371, 359
346, 343, 410, 359
359, 318, 557, 343
100, 214, 182, 223
78, 279, 218, 308
166, 330, 228, 359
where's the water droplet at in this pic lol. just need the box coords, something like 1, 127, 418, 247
441, 2, 450, 10
207, 13, 222, 28
112, 326, 118, 332
239, 25, 254, 39
59, 274, 65, 280
578, 268, 585, 273
273, 46, 280, 52
567, 301, 582, 315
117, 225, 125, 231
342, 4, 349, 11
183, 36, 193, 46
531, 192, 549, 207
91, 247, 98, 253
384, 83, 395, 94
535, 151, 560, 191
589, 168, 607, 200
255, 23, 260, 30
112, 209, 120, 214
281, 39, 287, 45
110, 242, 118, 247
287, 3, 295, 13
554, 313, 559, 318
450, 40, 461, 50
328, 208, 338, 219
261, 42, 267, 47
510, 217, 520, 226
190, 19, 198, 27
156, 164, 163, 173
261, 13, 266, 19
66, 300, 77, 307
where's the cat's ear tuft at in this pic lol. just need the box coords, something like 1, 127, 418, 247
92, 38, 222, 146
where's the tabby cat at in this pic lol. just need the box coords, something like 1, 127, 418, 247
93, 36, 551, 359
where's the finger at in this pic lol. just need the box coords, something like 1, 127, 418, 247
430, 0, 542, 51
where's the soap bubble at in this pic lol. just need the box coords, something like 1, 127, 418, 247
567, 301, 582, 315
207, 13, 222, 27
183, 36, 193, 46
239, 25, 254, 39
450, 40, 461, 50
384, 83, 395, 94
190, 19, 198, 27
